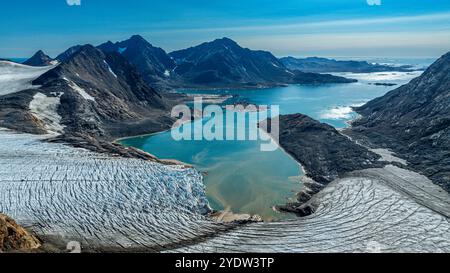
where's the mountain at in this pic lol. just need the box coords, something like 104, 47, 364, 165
55, 45, 83, 62
347, 52, 450, 192
169, 38, 355, 88
97, 35, 176, 89
23, 50, 54, 66
280, 56, 419, 73
0, 44, 173, 147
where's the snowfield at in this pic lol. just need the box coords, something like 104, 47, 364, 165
0, 61, 55, 96
29, 92, 65, 135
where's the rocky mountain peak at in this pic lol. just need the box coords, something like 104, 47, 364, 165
128, 34, 148, 44
211, 37, 239, 47
23, 50, 53, 67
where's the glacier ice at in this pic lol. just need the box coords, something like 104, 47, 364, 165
0, 61, 55, 96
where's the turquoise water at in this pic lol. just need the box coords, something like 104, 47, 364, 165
120, 71, 422, 220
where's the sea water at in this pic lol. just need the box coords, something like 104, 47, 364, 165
120, 69, 426, 220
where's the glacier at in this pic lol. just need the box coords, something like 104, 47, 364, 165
0, 128, 449, 252
0, 129, 225, 251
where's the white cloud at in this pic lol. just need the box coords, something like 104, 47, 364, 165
66, 0, 81, 6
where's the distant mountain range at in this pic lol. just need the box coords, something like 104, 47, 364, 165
169, 37, 354, 88
280, 56, 420, 73
347, 52, 450, 192
20, 36, 357, 90
19, 35, 432, 92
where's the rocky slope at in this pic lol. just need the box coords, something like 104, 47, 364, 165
346, 52, 450, 192
280, 56, 418, 73
98, 35, 177, 90
23, 50, 54, 67
169, 38, 355, 88
0, 45, 177, 156
0, 213, 41, 252
263, 113, 385, 215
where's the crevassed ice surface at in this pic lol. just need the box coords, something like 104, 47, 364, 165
1, 128, 449, 252
171, 166, 450, 253
0, 129, 222, 250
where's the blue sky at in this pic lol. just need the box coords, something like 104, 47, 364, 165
1, 0, 450, 58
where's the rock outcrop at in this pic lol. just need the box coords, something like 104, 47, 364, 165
0, 213, 41, 252
346, 52, 450, 192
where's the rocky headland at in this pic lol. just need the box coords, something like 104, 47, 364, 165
280, 56, 421, 73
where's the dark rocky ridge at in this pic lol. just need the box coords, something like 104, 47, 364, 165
23, 50, 54, 66
98, 35, 177, 90
55, 45, 83, 62
169, 38, 356, 88
280, 56, 420, 73
346, 52, 450, 192
264, 114, 385, 216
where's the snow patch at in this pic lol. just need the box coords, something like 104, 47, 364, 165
118, 47, 127, 54
271, 62, 280, 68
370, 148, 407, 165
103, 60, 117, 78
29, 92, 65, 135
164, 70, 171, 77
285, 69, 294, 75
63, 78, 96, 101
